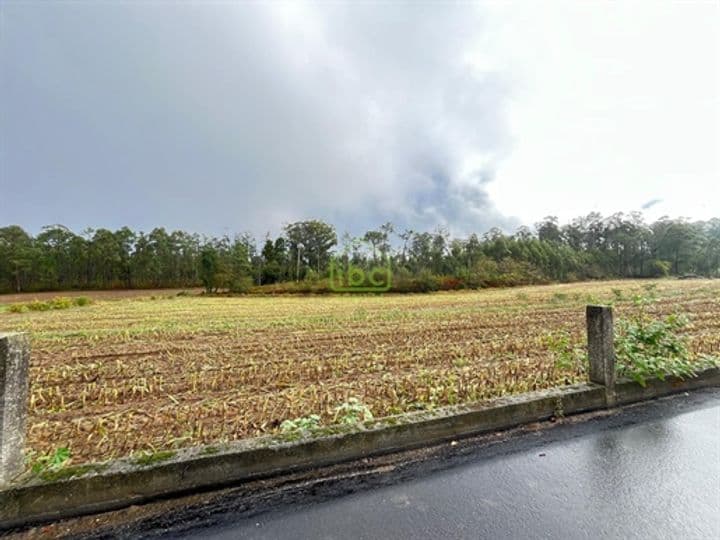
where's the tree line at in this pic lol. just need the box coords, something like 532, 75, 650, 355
0, 212, 718, 294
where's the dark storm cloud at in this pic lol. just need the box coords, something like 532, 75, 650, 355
0, 1, 517, 238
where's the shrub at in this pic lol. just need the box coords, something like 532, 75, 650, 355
303, 269, 320, 283
228, 276, 254, 293
26, 300, 51, 311
7, 296, 92, 313
438, 276, 464, 291
49, 297, 73, 310
261, 278, 333, 294
645, 259, 671, 278
392, 270, 440, 293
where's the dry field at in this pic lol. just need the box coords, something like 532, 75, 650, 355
1, 279, 718, 464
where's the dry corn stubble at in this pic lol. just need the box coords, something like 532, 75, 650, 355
1, 279, 718, 463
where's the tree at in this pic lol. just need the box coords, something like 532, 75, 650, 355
284, 220, 337, 278
0, 226, 36, 292
363, 230, 384, 263
0, 212, 718, 293
199, 246, 220, 293
536, 216, 562, 244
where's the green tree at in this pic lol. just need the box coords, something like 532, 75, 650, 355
199, 246, 220, 293
284, 220, 337, 278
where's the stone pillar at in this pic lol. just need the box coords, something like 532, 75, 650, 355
586, 306, 616, 405
0, 333, 30, 486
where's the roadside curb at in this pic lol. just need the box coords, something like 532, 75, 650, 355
1, 367, 718, 529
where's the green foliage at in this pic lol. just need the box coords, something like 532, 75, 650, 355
1, 212, 719, 295
647, 259, 671, 277
284, 220, 338, 280
303, 268, 320, 283
280, 414, 322, 434
615, 300, 718, 386
333, 398, 374, 425
30, 446, 71, 475
229, 275, 254, 293
49, 296, 73, 309
392, 270, 440, 293
200, 247, 220, 293
8, 296, 92, 313
543, 331, 587, 373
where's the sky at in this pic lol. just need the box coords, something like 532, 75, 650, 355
1, 0, 717, 239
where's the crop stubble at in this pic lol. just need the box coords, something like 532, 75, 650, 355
1, 279, 717, 462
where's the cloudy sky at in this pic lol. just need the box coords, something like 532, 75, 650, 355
1, 0, 717, 238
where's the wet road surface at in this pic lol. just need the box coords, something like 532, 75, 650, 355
173, 391, 720, 540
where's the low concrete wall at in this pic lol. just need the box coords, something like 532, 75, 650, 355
615, 367, 720, 405
1, 369, 718, 529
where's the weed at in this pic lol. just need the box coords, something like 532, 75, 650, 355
280, 414, 322, 434
334, 398, 374, 424
543, 331, 587, 374
452, 357, 469, 368
30, 447, 71, 476
615, 298, 719, 386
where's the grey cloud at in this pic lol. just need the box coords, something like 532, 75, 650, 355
0, 1, 517, 238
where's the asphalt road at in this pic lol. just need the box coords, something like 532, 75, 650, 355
170, 391, 720, 540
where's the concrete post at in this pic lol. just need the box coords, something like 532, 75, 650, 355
586, 306, 616, 406
0, 333, 30, 486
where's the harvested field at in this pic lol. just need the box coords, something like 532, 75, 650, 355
1, 279, 718, 464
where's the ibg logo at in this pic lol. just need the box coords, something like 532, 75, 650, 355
329, 260, 392, 292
